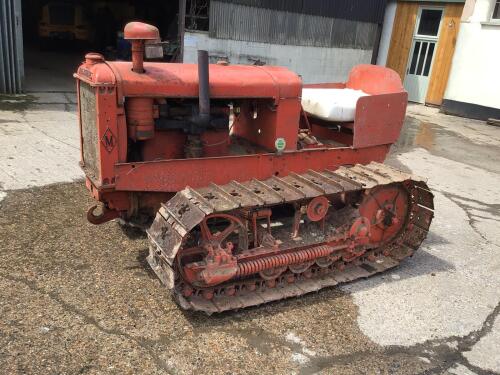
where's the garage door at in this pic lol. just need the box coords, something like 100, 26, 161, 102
0, 0, 24, 94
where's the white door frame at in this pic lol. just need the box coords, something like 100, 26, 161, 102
414, 5, 445, 40
404, 6, 444, 103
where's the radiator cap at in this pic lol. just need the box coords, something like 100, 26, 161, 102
85, 53, 104, 65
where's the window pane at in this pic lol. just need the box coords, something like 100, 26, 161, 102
409, 41, 421, 74
416, 42, 429, 75
423, 43, 435, 76
493, 1, 500, 19
417, 9, 442, 36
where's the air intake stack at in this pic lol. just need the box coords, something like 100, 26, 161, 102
124, 22, 160, 73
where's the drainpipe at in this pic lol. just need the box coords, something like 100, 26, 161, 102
371, 23, 383, 65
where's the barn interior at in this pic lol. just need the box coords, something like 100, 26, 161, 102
21, 0, 194, 92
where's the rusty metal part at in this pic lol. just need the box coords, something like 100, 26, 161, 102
87, 204, 120, 225
292, 204, 306, 238
147, 162, 422, 264
176, 251, 405, 314
349, 217, 371, 242
359, 184, 408, 244
182, 213, 245, 286
289, 261, 315, 274
306, 196, 329, 222
184, 135, 204, 158
315, 256, 336, 268
259, 267, 287, 281
75, 25, 426, 315
307, 197, 329, 221
76, 36, 407, 205
199, 213, 245, 246
197, 242, 237, 286
240, 209, 272, 247
126, 97, 154, 140
197, 50, 210, 126
237, 244, 336, 278
124, 22, 159, 73
146, 162, 434, 313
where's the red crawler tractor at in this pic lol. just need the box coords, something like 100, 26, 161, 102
75, 22, 434, 313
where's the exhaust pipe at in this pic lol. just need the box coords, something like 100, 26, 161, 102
185, 50, 210, 158
197, 50, 210, 126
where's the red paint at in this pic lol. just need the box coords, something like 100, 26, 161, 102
346, 64, 404, 95
113, 145, 390, 193
126, 97, 155, 140
124, 22, 159, 73
73, 22, 408, 219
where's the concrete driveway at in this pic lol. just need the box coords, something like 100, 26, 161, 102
1, 95, 499, 375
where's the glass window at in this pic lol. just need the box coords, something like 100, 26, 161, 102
493, 0, 500, 20
423, 43, 435, 76
409, 41, 421, 74
408, 41, 436, 77
416, 42, 429, 75
417, 9, 443, 36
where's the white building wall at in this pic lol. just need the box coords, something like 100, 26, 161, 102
444, 0, 500, 109
376, 0, 397, 66
183, 32, 373, 84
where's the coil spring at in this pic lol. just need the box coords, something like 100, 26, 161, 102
236, 245, 334, 277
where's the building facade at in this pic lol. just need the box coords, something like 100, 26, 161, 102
441, 0, 500, 120
379, 0, 500, 120
2, 0, 499, 122
181, 0, 386, 84
378, 0, 465, 106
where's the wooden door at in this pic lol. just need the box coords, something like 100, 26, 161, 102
425, 3, 463, 105
386, 2, 463, 106
386, 2, 419, 81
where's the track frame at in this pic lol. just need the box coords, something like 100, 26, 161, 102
147, 162, 434, 313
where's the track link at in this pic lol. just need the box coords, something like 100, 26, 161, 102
147, 162, 434, 314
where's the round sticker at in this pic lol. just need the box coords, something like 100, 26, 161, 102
275, 137, 286, 152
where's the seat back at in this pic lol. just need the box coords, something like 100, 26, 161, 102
346, 65, 404, 95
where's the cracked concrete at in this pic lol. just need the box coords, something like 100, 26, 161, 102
465, 313, 500, 373
346, 148, 500, 347
1, 99, 500, 374
0, 95, 82, 195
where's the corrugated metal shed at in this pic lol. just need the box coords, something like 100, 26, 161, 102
215, 0, 387, 24
210, 1, 378, 49
0, 0, 24, 94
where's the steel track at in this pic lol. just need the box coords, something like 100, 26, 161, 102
146, 162, 434, 314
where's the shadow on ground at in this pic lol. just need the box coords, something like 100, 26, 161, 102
0, 182, 486, 375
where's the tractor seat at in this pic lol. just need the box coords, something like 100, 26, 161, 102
301, 88, 369, 122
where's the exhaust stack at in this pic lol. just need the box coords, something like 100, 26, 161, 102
197, 50, 210, 127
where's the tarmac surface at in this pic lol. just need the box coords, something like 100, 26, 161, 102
1, 95, 500, 374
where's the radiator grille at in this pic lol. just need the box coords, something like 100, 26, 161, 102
79, 82, 99, 181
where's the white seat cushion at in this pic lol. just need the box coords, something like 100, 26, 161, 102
301, 88, 369, 122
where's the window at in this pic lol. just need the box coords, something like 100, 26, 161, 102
185, 0, 209, 31
493, 0, 500, 20
417, 9, 443, 36
408, 41, 436, 77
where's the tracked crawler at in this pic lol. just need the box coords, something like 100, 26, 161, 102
147, 162, 433, 313
75, 22, 434, 313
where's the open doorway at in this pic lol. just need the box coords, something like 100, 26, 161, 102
21, 0, 180, 93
